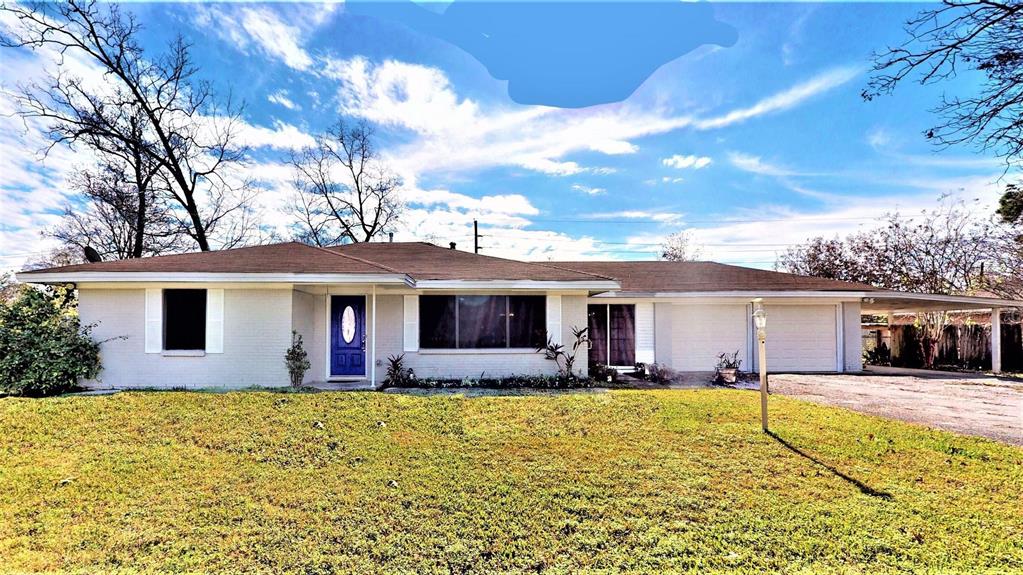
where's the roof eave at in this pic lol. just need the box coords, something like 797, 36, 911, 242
414, 279, 621, 291
591, 290, 872, 299
15, 271, 415, 286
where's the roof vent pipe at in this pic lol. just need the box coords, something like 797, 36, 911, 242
388, 232, 393, 243
449, 242, 457, 250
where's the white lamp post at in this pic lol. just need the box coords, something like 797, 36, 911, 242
752, 299, 768, 432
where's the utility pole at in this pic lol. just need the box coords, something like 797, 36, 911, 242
473, 219, 481, 254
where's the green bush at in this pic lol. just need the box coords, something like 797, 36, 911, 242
284, 331, 311, 388
0, 286, 101, 396
383, 354, 417, 388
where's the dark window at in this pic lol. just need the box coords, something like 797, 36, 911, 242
419, 295, 546, 349
508, 296, 546, 348
420, 295, 456, 348
458, 296, 507, 348
164, 289, 206, 350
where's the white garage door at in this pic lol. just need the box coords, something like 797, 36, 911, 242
672, 304, 749, 371
764, 305, 837, 372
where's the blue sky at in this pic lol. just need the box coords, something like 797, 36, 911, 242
0, 1, 1007, 270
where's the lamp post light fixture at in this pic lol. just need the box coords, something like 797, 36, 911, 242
752, 299, 768, 432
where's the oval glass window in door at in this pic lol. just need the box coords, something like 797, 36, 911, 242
341, 306, 357, 343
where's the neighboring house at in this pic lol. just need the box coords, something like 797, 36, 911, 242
16, 241, 1022, 388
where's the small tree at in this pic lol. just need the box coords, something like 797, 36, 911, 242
285, 331, 311, 388
661, 230, 703, 261
0, 286, 101, 396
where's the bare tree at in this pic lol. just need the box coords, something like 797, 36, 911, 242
1, 0, 256, 251
985, 223, 1023, 299
49, 160, 183, 260
781, 200, 995, 294
290, 121, 403, 246
778, 199, 1007, 367
660, 230, 703, 261
864, 0, 1023, 214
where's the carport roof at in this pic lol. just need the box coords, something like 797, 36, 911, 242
862, 292, 1023, 314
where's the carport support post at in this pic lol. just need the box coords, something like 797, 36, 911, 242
991, 308, 1002, 374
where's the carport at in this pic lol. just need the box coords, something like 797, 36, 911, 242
861, 292, 1023, 373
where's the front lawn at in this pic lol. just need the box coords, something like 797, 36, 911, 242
1, 390, 1020, 573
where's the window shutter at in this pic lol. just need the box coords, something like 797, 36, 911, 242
546, 295, 562, 346
403, 295, 419, 352
205, 289, 224, 354
145, 288, 162, 353
635, 302, 655, 364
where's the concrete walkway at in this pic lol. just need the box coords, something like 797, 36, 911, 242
769, 372, 1023, 446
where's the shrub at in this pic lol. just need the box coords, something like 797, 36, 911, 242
383, 354, 417, 387
864, 342, 891, 366
0, 286, 101, 396
285, 331, 311, 388
400, 374, 597, 390
646, 363, 676, 385
536, 326, 589, 380
590, 363, 619, 385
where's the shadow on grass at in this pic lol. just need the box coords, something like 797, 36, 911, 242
768, 431, 893, 500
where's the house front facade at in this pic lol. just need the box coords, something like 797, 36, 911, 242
17, 242, 1021, 389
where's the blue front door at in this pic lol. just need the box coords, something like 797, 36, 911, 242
331, 296, 365, 377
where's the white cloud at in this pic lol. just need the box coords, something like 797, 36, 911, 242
584, 210, 685, 224
328, 58, 857, 181
695, 65, 860, 130
662, 154, 712, 169
867, 127, 893, 150
195, 4, 338, 72
235, 120, 316, 150
727, 152, 808, 177
624, 181, 1005, 268
571, 184, 606, 196
268, 90, 300, 110
662, 177, 685, 184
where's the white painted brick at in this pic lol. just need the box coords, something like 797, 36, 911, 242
80, 288, 292, 389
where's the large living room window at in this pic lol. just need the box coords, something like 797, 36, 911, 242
420, 295, 545, 349
163, 289, 206, 350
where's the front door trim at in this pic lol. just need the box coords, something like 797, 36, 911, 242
326, 294, 367, 380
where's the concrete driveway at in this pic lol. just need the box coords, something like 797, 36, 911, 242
769, 370, 1023, 446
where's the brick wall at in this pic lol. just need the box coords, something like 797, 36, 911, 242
80, 288, 292, 389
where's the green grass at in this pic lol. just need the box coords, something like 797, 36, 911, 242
0, 390, 1020, 574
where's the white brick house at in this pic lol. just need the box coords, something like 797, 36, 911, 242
16, 242, 1021, 389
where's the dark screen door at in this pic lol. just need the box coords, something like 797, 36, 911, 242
587, 304, 608, 366
331, 296, 365, 376
588, 304, 635, 367
609, 305, 636, 366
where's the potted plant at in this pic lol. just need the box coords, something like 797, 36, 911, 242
715, 350, 742, 384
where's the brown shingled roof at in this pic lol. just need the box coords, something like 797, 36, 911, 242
19, 242, 878, 291
326, 242, 616, 282
17, 242, 399, 275
550, 261, 878, 292
18, 241, 614, 283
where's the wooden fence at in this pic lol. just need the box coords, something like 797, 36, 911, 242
890, 323, 1023, 371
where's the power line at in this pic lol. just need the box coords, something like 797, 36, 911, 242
526, 213, 919, 225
